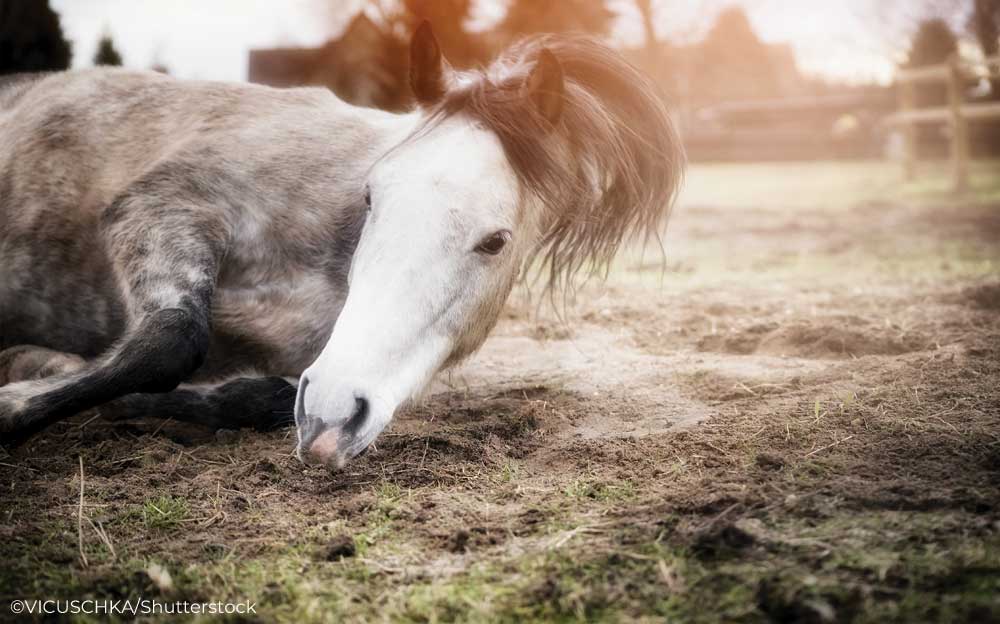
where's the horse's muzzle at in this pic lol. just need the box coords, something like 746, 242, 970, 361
294, 375, 371, 468
296, 416, 349, 468
303, 428, 342, 466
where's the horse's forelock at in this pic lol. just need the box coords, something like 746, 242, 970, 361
428, 34, 685, 294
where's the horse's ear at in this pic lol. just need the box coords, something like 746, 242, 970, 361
524, 48, 564, 126
409, 20, 447, 105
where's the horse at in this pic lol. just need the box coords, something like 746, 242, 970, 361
0, 23, 683, 468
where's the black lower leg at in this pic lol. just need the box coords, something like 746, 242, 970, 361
101, 376, 296, 431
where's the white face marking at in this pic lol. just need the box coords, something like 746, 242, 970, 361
294, 116, 527, 466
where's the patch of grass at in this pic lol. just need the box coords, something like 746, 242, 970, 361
394, 569, 517, 623
375, 481, 404, 506
351, 482, 407, 558
140, 495, 189, 531
497, 459, 520, 484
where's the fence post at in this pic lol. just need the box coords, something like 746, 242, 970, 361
948, 55, 970, 193
898, 77, 917, 181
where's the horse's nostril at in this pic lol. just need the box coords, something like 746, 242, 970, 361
344, 395, 369, 435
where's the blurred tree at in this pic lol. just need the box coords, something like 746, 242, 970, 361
905, 18, 958, 106
972, 0, 1000, 56
496, 0, 614, 43
901, 18, 958, 158
93, 35, 123, 67
367, 0, 484, 68
906, 18, 959, 68
970, 0, 1000, 153
970, 0, 999, 98
635, 0, 658, 50
0, 0, 72, 74
692, 7, 782, 104
633, 0, 668, 89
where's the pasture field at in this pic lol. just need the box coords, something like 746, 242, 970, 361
2, 160, 999, 623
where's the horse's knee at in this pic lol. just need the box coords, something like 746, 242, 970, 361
115, 308, 211, 393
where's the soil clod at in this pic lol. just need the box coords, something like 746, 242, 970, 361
322, 536, 357, 561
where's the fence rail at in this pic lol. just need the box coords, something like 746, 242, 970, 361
891, 101, 1000, 124
888, 54, 1000, 192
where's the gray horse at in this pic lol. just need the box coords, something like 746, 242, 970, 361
0, 24, 682, 467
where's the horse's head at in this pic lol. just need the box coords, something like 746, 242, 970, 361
295, 23, 683, 468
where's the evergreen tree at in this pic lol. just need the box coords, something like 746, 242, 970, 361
0, 0, 72, 74
94, 35, 123, 66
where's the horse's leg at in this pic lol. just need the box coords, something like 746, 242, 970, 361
0, 185, 227, 444
100, 376, 297, 432
0, 346, 86, 386
0, 348, 296, 432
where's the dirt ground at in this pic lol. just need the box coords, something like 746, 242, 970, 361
2, 161, 999, 623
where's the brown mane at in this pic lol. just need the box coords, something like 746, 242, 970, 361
426, 34, 685, 292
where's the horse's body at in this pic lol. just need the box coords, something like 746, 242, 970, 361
2, 69, 394, 377
0, 26, 682, 467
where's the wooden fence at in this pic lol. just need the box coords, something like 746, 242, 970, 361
891, 54, 1000, 191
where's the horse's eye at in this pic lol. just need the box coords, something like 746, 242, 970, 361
364, 188, 372, 211
475, 230, 511, 256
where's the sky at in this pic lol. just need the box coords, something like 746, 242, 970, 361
51, 0, 962, 86
53, 0, 351, 81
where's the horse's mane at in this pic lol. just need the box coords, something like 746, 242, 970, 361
426, 34, 685, 293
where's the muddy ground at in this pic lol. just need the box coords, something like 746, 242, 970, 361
2, 162, 999, 622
